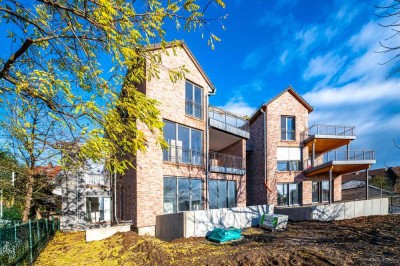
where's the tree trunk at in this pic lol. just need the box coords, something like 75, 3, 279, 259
22, 171, 34, 223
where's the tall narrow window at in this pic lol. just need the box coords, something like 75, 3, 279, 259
281, 116, 295, 140
312, 181, 320, 203
185, 81, 203, 119
321, 181, 330, 202
277, 183, 301, 206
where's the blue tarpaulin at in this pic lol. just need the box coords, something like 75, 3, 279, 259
206, 227, 242, 243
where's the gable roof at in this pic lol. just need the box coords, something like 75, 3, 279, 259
146, 41, 216, 94
250, 86, 314, 122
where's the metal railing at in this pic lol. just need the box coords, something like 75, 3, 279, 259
323, 150, 375, 163
281, 129, 296, 141
208, 105, 250, 133
85, 175, 109, 186
209, 151, 245, 174
0, 218, 60, 265
163, 145, 204, 165
185, 99, 203, 119
301, 124, 355, 141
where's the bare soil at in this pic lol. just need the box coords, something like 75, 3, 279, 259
36, 215, 400, 265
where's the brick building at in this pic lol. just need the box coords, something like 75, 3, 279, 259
248, 87, 376, 207
117, 42, 248, 234
116, 42, 376, 235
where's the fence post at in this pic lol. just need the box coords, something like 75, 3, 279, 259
51, 216, 54, 231
37, 219, 40, 242
14, 221, 17, 241
29, 219, 33, 263
46, 218, 48, 237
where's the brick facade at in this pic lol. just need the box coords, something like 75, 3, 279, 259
117, 44, 247, 234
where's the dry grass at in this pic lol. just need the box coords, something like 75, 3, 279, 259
36, 215, 400, 266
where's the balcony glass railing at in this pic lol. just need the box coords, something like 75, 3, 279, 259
209, 151, 245, 174
323, 149, 375, 163
163, 145, 204, 165
301, 124, 355, 141
208, 105, 249, 133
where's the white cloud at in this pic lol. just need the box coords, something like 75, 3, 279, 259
295, 26, 318, 53
219, 96, 255, 117
303, 52, 346, 81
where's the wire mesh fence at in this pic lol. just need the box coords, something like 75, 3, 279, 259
0, 217, 60, 265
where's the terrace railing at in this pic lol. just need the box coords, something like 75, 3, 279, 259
208, 105, 250, 133
301, 124, 355, 141
163, 145, 204, 166
209, 151, 245, 175
322, 149, 375, 164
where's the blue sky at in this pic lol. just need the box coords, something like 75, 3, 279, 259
175, 0, 400, 169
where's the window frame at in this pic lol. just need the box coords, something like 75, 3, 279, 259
185, 80, 203, 119
163, 120, 203, 165
281, 116, 296, 141
312, 181, 330, 203
277, 160, 301, 171
277, 182, 301, 206
208, 179, 237, 209
163, 176, 204, 214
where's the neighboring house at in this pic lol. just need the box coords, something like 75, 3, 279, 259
247, 87, 376, 207
57, 162, 111, 230
117, 42, 248, 235
342, 167, 400, 201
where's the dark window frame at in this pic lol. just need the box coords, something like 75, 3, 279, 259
312, 181, 330, 203
281, 116, 296, 141
185, 80, 203, 119
163, 120, 203, 165
277, 182, 302, 206
209, 179, 237, 209
277, 160, 301, 171
163, 176, 204, 214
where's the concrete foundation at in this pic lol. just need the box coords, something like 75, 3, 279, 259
156, 204, 273, 241
85, 225, 131, 242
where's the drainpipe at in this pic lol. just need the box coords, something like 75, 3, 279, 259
205, 93, 211, 209
260, 108, 271, 203
114, 169, 119, 224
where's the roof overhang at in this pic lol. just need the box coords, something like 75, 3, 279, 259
304, 160, 376, 177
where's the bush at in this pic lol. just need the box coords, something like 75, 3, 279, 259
3, 206, 22, 221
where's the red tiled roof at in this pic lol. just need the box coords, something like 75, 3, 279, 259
35, 163, 62, 179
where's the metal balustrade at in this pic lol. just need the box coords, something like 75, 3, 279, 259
208, 105, 250, 133
209, 151, 245, 175
301, 124, 355, 141
323, 149, 375, 163
163, 145, 204, 165
85, 175, 109, 186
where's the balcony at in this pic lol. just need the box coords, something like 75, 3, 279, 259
85, 175, 109, 187
208, 105, 250, 139
209, 151, 245, 175
163, 145, 204, 166
301, 124, 356, 153
304, 149, 376, 177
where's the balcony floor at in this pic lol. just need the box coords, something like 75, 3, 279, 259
303, 135, 356, 153
209, 118, 250, 139
304, 160, 376, 177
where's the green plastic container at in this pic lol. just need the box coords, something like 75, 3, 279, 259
207, 227, 242, 243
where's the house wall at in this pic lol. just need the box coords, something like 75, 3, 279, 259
119, 45, 248, 234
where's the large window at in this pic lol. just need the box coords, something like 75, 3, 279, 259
277, 183, 301, 206
185, 81, 203, 119
163, 177, 204, 214
312, 181, 330, 203
209, 179, 237, 209
281, 116, 295, 140
163, 120, 203, 165
277, 147, 301, 171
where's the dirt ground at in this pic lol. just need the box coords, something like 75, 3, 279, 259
36, 215, 400, 265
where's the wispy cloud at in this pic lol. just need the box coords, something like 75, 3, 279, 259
242, 48, 265, 70
218, 96, 255, 116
